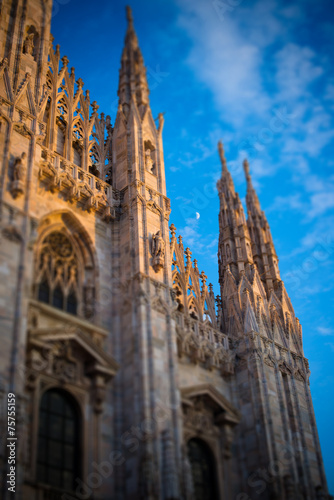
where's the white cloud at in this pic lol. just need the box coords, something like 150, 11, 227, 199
177, 0, 271, 128
318, 327, 334, 336
266, 193, 305, 214
176, 0, 333, 184
267, 180, 334, 221
274, 44, 323, 101
309, 191, 334, 219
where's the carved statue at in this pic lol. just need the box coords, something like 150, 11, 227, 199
13, 152, 27, 181
23, 33, 34, 56
145, 148, 154, 173
152, 231, 164, 258
10, 153, 27, 198
151, 230, 165, 272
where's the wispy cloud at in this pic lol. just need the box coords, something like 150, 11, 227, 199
176, 0, 334, 187
318, 327, 334, 336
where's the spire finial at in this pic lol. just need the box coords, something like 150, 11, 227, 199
243, 158, 262, 216
218, 140, 228, 172
124, 6, 137, 47
118, 5, 149, 108
243, 158, 251, 183
126, 6, 133, 26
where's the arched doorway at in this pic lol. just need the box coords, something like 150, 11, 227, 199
187, 438, 218, 500
36, 389, 81, 491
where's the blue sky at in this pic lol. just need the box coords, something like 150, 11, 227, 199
51, 0, 334, 491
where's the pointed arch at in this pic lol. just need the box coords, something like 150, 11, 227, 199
34, 211, 99, 320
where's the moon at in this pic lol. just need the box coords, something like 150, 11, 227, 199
196, 212, 200, 220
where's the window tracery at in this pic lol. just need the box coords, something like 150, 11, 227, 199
35, 231, 80, 315
57, 97, 68, 119
42, 45, 113, 184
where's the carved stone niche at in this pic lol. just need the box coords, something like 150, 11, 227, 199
181, 384, 240, 459
26, 325, 118, 413
23, 25, 39, 60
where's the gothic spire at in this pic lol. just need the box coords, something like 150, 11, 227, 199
118, 6, 149, 112
243, 159, 261, 216
243, 159, 281, 292
218, 140, 228, 174
217, 141, 235, 198
217, 141, 253, 287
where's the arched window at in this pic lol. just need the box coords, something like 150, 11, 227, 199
35, 231, 79, 314
37, 389, 80, 491
187, 438, 218, 500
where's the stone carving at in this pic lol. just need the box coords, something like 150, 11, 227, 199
2, 225, 22, 243
250, 347, 262, 361
10, 153, 26, 198
36, 123, 46, 144
263, 353, 276, 368
294, 369, 305, 382
23, 34, 34, 56
145, 148, 154, 173
278, 360, 292, 375
14, 122, 31, 138
176, 321, 232, 374
39, 151, 116, 220
164, 198, 171, 220
13, 153, 27, 181
53, 357, 77, 382
186, 407, 213, 431
151, 230, 165, 272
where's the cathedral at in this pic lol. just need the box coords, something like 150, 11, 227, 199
0, 1, 330, 499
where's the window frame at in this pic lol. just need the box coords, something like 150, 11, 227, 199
36, 388, 81, 492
